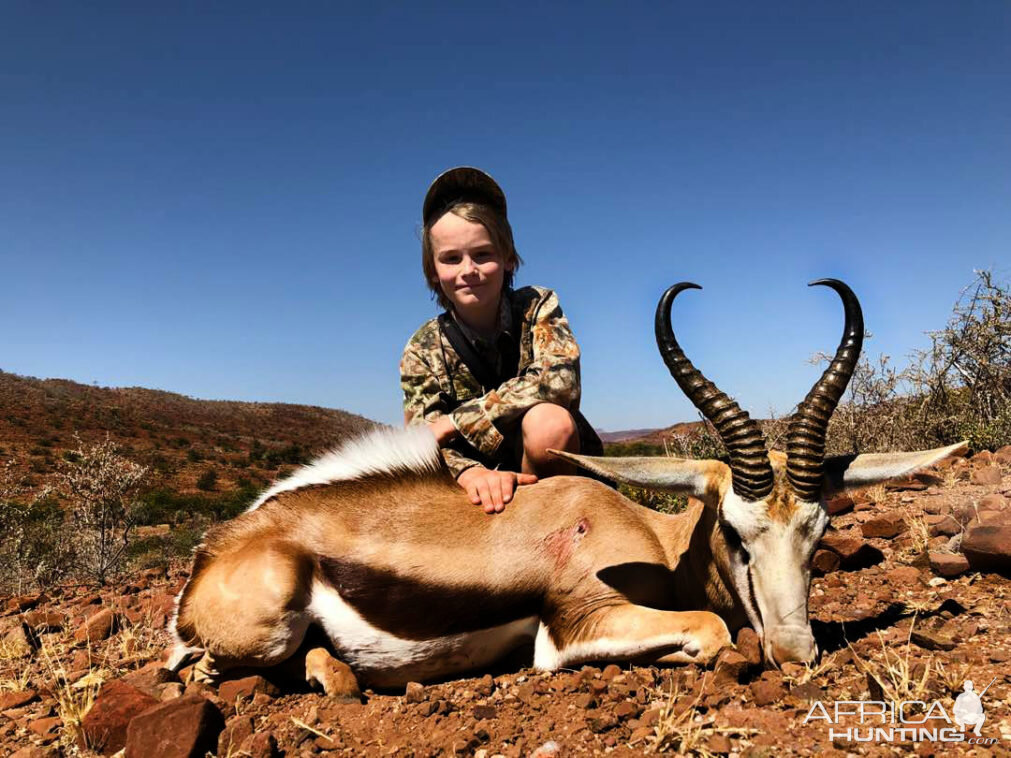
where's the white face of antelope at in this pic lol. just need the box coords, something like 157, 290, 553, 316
718, 485, 829, 665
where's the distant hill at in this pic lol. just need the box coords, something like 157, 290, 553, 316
0, 370, 376, 494
599, 421, 707, 447
596, 428, 661, 443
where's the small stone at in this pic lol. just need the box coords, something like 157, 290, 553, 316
790, 682, 822, 702
0, 690, 38, 710
21, 611, 66, 633
928, 552, 969, 577
926, 515, 961, 537
404, 681, 426, 703
81, 679, 159, 755
473, 705, 497, 720
862, 512, 907, 539
475, 674, 494, 696
979, 494, 1008, 511
639, 708, 660, 727
159, 682, 185, 700
587, 711, 619, 732
417, 700, 439, 717
124, 695, 225, 758
971, 466, 1002, 486
218, 675, 279, 706
239, 732, 280, 758
707, 733, 733, 754
887, 566, 923, 585
10, 748, 58, 758
614, 701, 640, 719
6, 594, 46, 613
714, 648, 749, 685
530, 742, 560, 758
122, 663, 179, 698
811, 549, 840, 575
218, 716, 254, 757
74, 608, 117, 644
961, 524, 1011, 574
749, 677, 786, 706
30, 716, 62, 736
736, 627, 763, 668
910, 630, 956, 651
825, 494, 854, 516
601, 663, 622, 681
886, 477, 928, 492
818, 531, 885, 569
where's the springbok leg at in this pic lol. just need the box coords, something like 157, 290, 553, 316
535, 605, 731, 670
180, 540, 313, 683
304, 647, 362, 702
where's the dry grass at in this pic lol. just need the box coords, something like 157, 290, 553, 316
847, 616, 932, 705
934, 659, 972, 696
646, 675, 759, 755
902, 506, 931, 555
0, 663, 32, 693
0, 633, 31, 663
780, 652, 838, 686
37, 635, 107, 750
115, 609, 164, 664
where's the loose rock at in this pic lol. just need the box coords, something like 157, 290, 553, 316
81, 679, 159, 755
125, 695, 225, 758
961, 524, 1011, 574
74, 608, 117, 644
862, 513, 907, 539
971, 466, 1002, 486
928, 552, 970, 577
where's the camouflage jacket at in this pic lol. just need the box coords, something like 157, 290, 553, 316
400, 286, 600, 478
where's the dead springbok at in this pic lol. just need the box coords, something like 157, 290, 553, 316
167, 280, 965, 698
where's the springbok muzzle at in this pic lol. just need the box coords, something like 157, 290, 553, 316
766, 625, 818, 665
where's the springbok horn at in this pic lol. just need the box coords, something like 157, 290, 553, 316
655, 283, 774, 501
786, 279, 864, 501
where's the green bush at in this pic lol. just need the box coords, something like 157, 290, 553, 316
196, 468, 218, 491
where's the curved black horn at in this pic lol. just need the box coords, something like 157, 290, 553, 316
786, 279, 864, 501
655, 283, 774, 501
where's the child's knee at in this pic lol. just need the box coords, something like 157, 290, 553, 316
521, 403, 579, 456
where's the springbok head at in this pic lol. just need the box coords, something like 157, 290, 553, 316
558, 280, 965, 665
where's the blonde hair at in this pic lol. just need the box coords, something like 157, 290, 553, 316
421, 202, 523, 311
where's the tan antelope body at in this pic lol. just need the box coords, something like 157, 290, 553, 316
168, 281, 965, 696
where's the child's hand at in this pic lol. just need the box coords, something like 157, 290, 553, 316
456, 467, 538, 514
426, 416, 458, 446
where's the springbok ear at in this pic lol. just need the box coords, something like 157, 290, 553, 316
822, 441, 968, 495
547, 450, 729, 498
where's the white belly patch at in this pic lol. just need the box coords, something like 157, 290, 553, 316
307, 582, 538, 688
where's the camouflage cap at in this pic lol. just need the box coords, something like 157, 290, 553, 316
423, 167, 507, 225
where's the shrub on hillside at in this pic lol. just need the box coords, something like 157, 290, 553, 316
824, 270, 1010, 455
0, 460, 71, 594
57, 436, 149, 585
196, 468, 218, 491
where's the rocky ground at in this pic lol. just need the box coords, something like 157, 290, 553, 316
2, 449, 1010, 757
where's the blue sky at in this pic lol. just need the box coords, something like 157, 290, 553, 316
2, 2, 1009, 431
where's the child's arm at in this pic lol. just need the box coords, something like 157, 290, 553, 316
400, 340, 484, 479
448, 288, 582, 458
401, 342, 538, 513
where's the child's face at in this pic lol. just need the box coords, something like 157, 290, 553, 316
429, 212, 512, 317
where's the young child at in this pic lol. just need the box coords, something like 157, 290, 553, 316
401, 166, 602, 514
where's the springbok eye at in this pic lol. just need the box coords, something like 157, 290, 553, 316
722, 524, 750, 564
